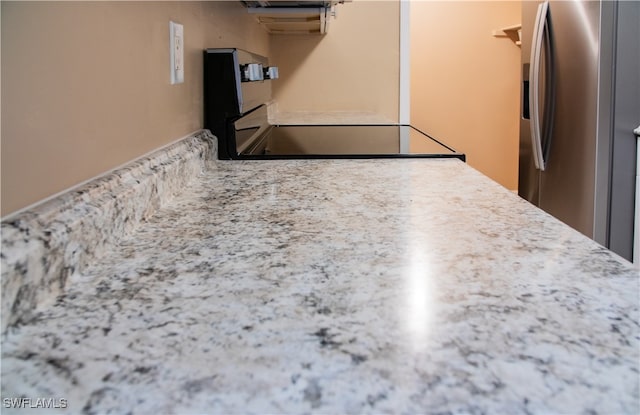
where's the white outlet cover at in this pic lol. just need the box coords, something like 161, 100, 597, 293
170, 21, 184, 84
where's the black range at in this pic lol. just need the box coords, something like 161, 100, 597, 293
203, 48, 465, 162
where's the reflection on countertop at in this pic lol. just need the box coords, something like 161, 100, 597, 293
1, 131, 638, 414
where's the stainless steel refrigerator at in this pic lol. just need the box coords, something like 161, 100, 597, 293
519, 0, 639, 262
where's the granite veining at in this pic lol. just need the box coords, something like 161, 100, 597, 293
1, 137, 639, 414
0, 130, 215, 332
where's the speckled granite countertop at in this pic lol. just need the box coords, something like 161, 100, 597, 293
2, 135, 639, 414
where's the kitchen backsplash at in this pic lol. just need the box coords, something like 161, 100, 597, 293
0, 130, 215, 333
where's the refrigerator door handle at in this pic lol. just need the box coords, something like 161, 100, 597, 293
529, 0, 550, 171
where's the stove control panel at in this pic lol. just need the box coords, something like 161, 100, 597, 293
204, 48, 276, 159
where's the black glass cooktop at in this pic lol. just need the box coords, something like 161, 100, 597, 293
234, 124, 463, 161
230, 109, 464, 161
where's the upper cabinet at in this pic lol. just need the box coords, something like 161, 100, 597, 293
242, 1, 350, 35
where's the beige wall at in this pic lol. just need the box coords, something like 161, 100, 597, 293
1, 1, 269, 217
270, 0, 400, 122
410, 1, 521, 190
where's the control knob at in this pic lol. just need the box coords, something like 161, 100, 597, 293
241, 63, 264, 82
263, 66, 279, 80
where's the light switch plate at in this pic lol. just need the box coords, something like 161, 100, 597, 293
170, 21, 184, 84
